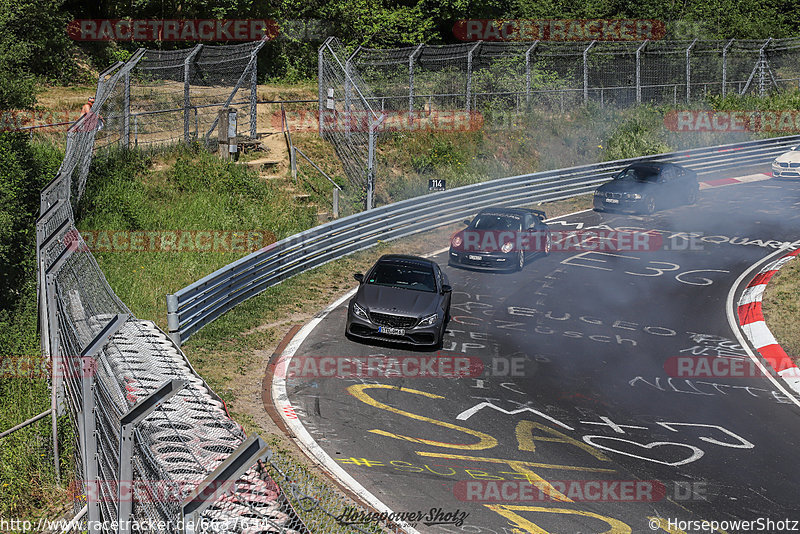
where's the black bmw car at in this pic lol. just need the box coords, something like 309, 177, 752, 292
346, 255, 451, 348
448, 207, 551, 272
593, 162, 699, 214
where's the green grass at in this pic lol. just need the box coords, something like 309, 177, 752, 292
77, 143, 319, 323
762, 258, 800, 362
0, 276, 74, 522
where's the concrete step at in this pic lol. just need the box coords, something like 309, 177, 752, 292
243, 158, 282, 171
293, 194, 312, 202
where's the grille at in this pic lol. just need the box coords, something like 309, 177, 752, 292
370, 312, 418, 328
777, 162, 789, 167
790, 162, 800, 168
605, 192, 622, 199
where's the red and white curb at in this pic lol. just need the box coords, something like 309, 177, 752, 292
737, 248, 800, 393
699, 172, 771, 190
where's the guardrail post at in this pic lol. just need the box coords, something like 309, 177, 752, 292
466, 41, 482, 113
525, 41, 539, 107
166, 293, 181, 346
583, 40, 596, 104
184, 45, 203, 144
722, 39, 735, 96
117, 379, 185, 534
181, 435, 271, 534
686, 38, 697, 102
409, 44, 424, 123
636, 40, 648, 103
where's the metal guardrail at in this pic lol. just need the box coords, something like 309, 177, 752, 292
166, 134, 800, 345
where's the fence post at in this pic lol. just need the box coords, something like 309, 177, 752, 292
636, 40, 648, 103
409, 44, 424, 123
583, 40, 596, 104
184, 44, 203, 143
117, 379, 185, 534
466, 41, 482, 113
181, 435, 271, 534
759, 38, 773, 97
250, 50, 258, 139
318, 44, 325, 136
122, 71, 130, 148
366, 113, 386, 210
722, 39, 735, 96
291, 146, 297, 182
345, 47, 361, 140
686, 38, 697, 103
333, 188, 339, 218
525, 41, 539, 107
77, 313, 128, 534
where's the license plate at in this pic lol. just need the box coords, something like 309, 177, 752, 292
605, 198, 619, 204
378, 326, 405, 336
468, 254, 483, 261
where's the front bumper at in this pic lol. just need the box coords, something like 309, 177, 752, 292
772, 165, 800, 179
593, 195, 646, 212
448, 248, 517, 271
345, 301, 441, 346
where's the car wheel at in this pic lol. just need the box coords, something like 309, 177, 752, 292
544, 232, 552, 256
686, 187, 698, 205
643, 196, 656, 215
516, 251, 525, 271
434, 323, 445, 350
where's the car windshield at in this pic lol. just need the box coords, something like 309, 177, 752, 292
470, 214, 522, 231
368, 262, 437, 292
615, 166, 660, 182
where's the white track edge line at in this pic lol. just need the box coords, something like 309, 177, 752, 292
726, 246, 800, 408
269, 207, 594, 531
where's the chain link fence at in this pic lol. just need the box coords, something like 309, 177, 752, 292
319, 37, 800, 198
34, 41, 402, 534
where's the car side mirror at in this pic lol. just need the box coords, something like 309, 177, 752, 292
441, 284, 452, 294
353, 273, 364, 283
463, 220, 471, 226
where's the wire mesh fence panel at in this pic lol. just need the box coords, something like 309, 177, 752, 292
35, 40, 400, 534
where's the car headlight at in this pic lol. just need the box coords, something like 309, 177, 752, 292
352, 302, 370, 321
594, 191, 603, 196
501, 241, 514, 253
626, 193, 642, 200
451, 235, 463, 247
418, 313, 438, 327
